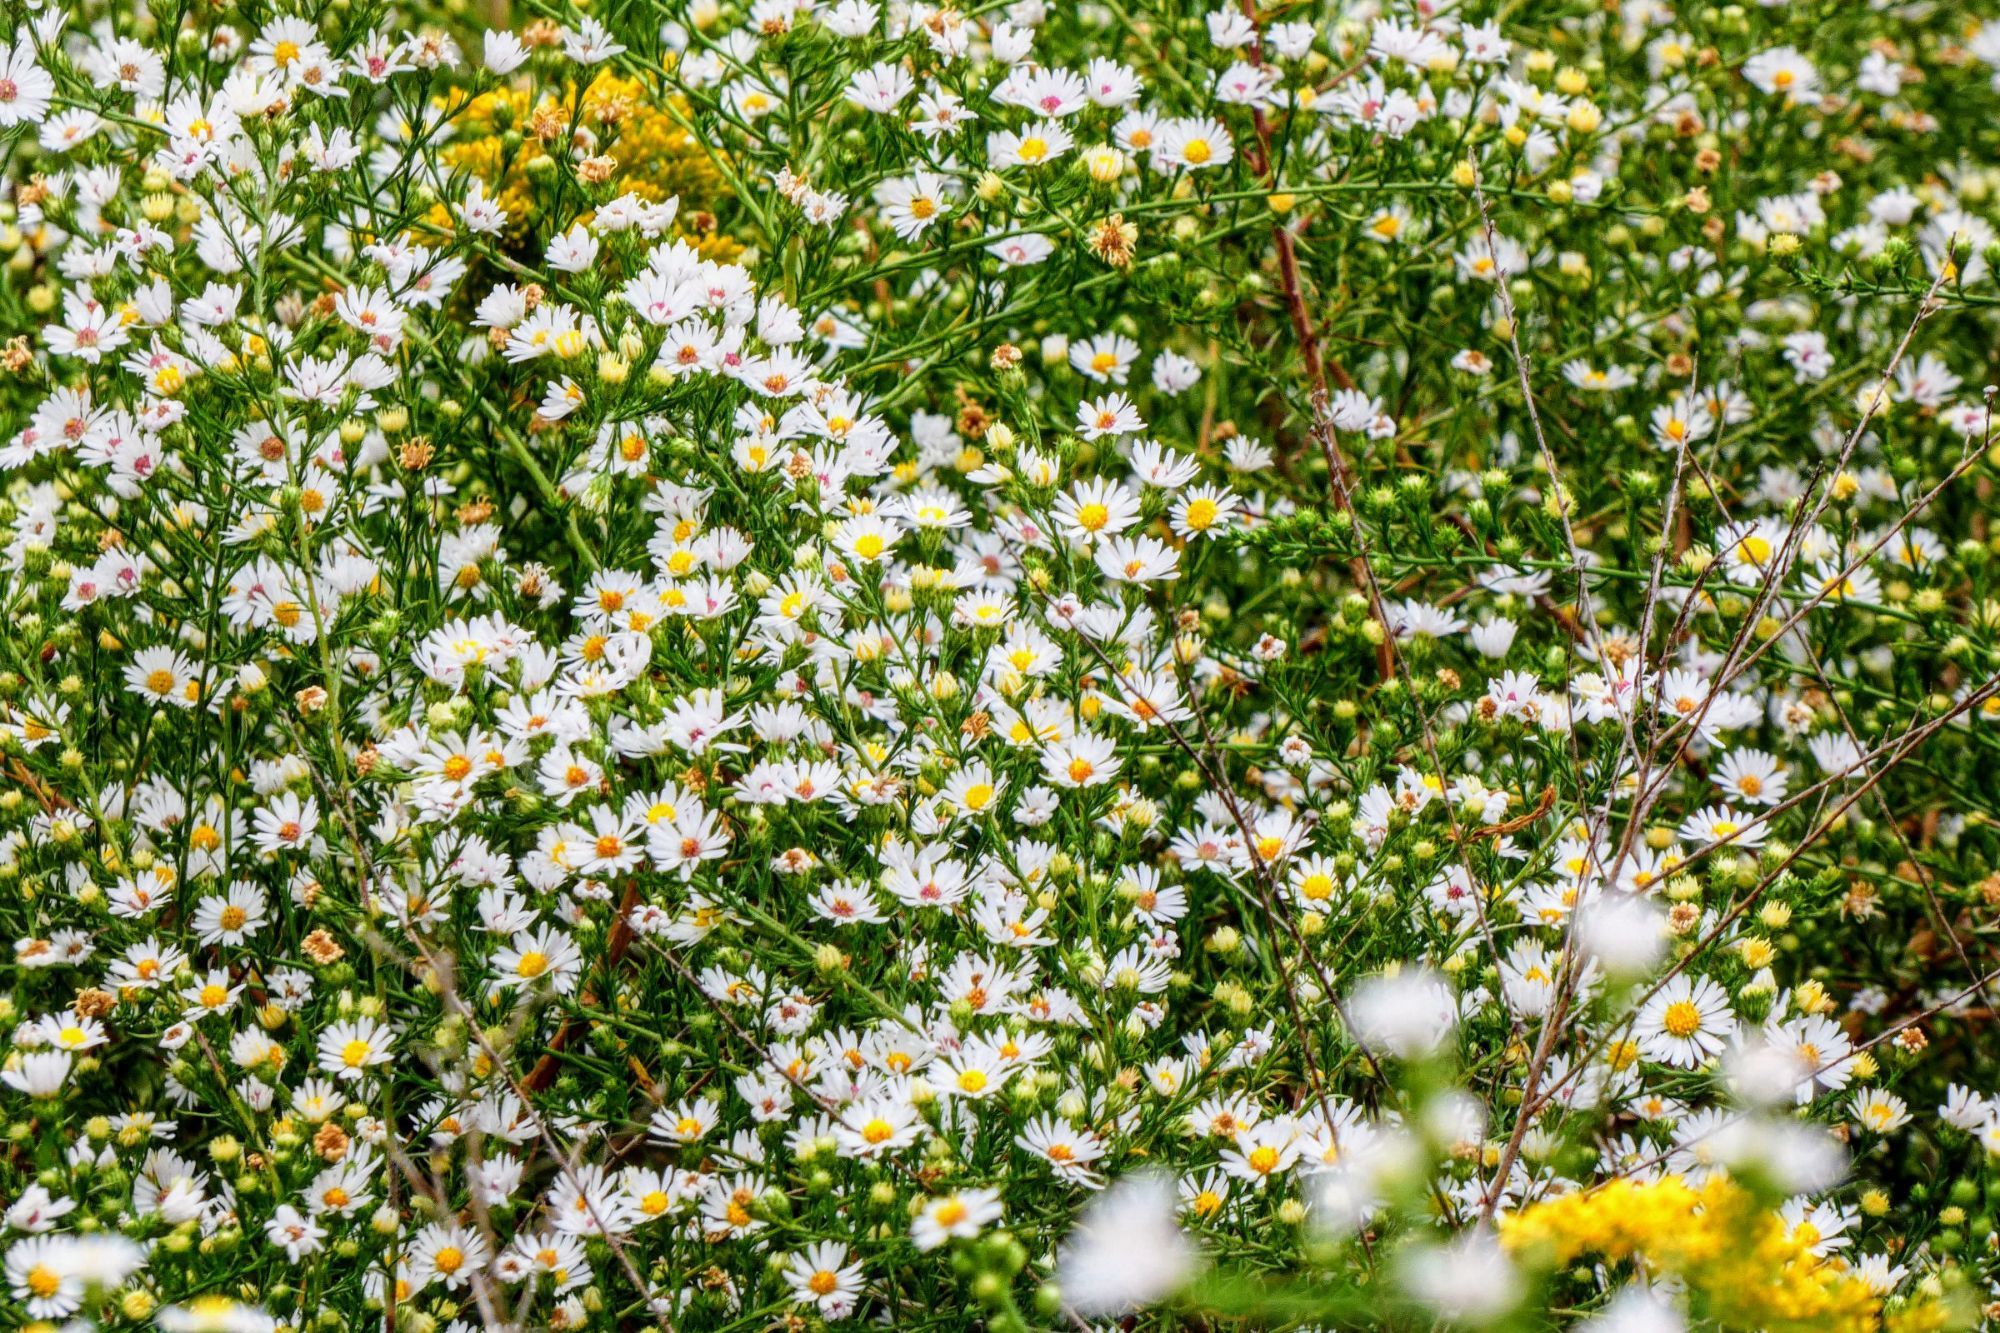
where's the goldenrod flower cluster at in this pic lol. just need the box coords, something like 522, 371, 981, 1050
438, 72, 732, 250
1503, 1177, 1953, 1332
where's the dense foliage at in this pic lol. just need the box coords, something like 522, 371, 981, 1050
3, 0, 2000, 1327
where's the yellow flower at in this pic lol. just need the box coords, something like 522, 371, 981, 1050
434, 74, 735, 255
1500, 1177, 1957, 1333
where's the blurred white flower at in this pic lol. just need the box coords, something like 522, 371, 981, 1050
1055, 1171, 1200, 1315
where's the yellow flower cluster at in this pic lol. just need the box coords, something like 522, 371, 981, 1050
1499, 1176, 1958, 1333
437, 72, 734, 253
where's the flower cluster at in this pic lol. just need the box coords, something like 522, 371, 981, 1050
2, 0, 2000, 1328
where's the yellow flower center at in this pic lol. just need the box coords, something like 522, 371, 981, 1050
1662, 1000, 1702, 1039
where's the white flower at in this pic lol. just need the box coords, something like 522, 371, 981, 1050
546, 226, 601, 273
1575, 893, 1667, 978
1744, 46, 1819, 99
1346, 970, 1458, 1059
1635, 976, 1736, 1068
1055, 1172, 1199, 1314
561, 17, 625, 63
317, 1017, 394, 1081
911, 1187, 1002, 1250
1399, 1230, 1522, 1324
0, 1051, 72, 1098
1851, 1088, 1910, 1135
0, 45, 55, 127
482, 29, 530, 74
